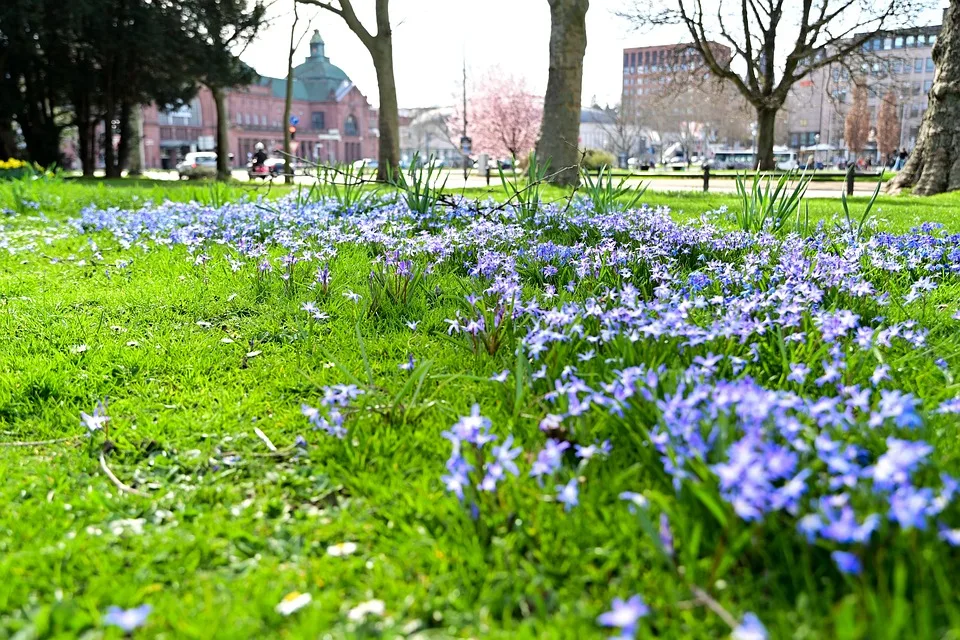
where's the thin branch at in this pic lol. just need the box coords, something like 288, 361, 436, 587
99, 452, 148, 497
0, 435, 80, 447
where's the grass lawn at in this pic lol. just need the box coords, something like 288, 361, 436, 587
2, 176, 960, 638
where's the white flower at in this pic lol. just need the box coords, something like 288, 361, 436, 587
347, 599, 385, 622
275, 591, 312, 616
327, 541, 358, 557
70, 344, 88, 354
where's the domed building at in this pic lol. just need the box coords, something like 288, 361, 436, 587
141, 30, 378, 170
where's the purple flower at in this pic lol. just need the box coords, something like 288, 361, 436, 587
786, 363, 809, 384
399, 354, 416, 371
732, 612, 768, 640
489, 370, 510, 383
556, 478, 579, 511
596, 595, 648, 637
530, 439, 570, 479
831, 551, 861, 575
81, 401, 109, 434
103, 604, 152, 632
659, 512, 674, 557
870, 364, 890, 386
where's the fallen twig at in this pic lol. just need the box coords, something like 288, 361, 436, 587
253, 427, 277, 451
690, 586, 739, 630
0, 435, 81, 447
99, 452, 147, 497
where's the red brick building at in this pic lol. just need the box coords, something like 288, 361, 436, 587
141, 31, 378, 169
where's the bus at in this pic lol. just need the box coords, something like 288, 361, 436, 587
704, 148, 799, 171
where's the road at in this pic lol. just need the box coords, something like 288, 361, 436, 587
141, 169, 884, 198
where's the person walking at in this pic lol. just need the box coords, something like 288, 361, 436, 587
895, 148, 908, 170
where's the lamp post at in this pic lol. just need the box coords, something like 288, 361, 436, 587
898, 94, 906, 151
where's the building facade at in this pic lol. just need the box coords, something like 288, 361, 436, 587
784, 25, 940, 157
140, 31, 378, 169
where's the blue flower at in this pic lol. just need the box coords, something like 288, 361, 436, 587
556, 478, 579, 511
103, 604, 152, 632
732, 612, 768, 640
596, 594, 648, 638
831, 551, 861, 576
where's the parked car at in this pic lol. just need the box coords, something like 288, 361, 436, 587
352, 158, 378, 172
176, 152, 218, 179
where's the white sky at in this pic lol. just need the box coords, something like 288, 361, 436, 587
242, 0, 947, 110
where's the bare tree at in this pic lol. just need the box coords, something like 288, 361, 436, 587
598, 104, 644, 162
875, 89, 901, 161
537, 0, 589, 186
889, 0, 960, 195
297, 0, 398, 181
284, 3, 314, 184
626, 0, 921, 170
845, 84, 871, 160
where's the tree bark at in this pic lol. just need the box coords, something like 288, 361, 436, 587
0, 120, 15, 161
211, 85, 231, 181
283, 4, 298, 185
372, 40, 400, 182
888, 0, 960, 195
127, 106, 144, 176
755, 106, 777, 171
536, 0, 588, 187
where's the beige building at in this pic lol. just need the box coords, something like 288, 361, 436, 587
784, 25, 940, 159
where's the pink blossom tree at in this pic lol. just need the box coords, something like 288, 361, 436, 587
452, 68, 542, 162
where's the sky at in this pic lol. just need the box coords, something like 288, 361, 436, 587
242, 0, 663, 109
242, 0, 948, 110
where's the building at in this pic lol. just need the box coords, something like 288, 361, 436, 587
621, 42, 741, 162
140, 31, 378, 169
621, 43, 732, 114
784, 25, 941, 158
398, 107, 462, 165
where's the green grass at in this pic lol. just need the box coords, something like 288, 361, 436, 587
1, 176, 960, 638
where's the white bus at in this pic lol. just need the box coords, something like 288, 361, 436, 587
704, 148, 799, 171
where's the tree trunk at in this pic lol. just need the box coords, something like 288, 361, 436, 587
111, 100, 132, 177
0, 119, 16, 160
536, 0, 588, 187
372, 40, 400, 182
211, 85, 231, 181
103, 116, 116, 179
755, 106, 777, 171
127, 106, 144, 176
283, 9, 297, 186
888, 0, 960, 195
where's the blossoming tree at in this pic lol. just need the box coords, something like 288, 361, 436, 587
458, 69, 542, 163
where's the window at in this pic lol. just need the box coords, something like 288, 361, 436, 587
906, 35, 915, 47
895, 36, 903, 48
926, 57, 934, 72
244, 114, 250, 125
915, 58, 923, 72
918, 35, 926, 46
910, 104, 920, 118
884, 38, 892, 50
236, 112, 242, 125
930, 35, 937, 46
913, 81, 922, 96
924, 79, 933, 93
790, 133, 800, 147
873, 38, 882, 49
893, 60, 902, 73
344, 115, 359, 136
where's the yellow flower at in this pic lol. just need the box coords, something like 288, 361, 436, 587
0, 158, 26, 170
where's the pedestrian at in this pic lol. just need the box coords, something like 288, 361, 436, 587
895, 148, 908, 170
